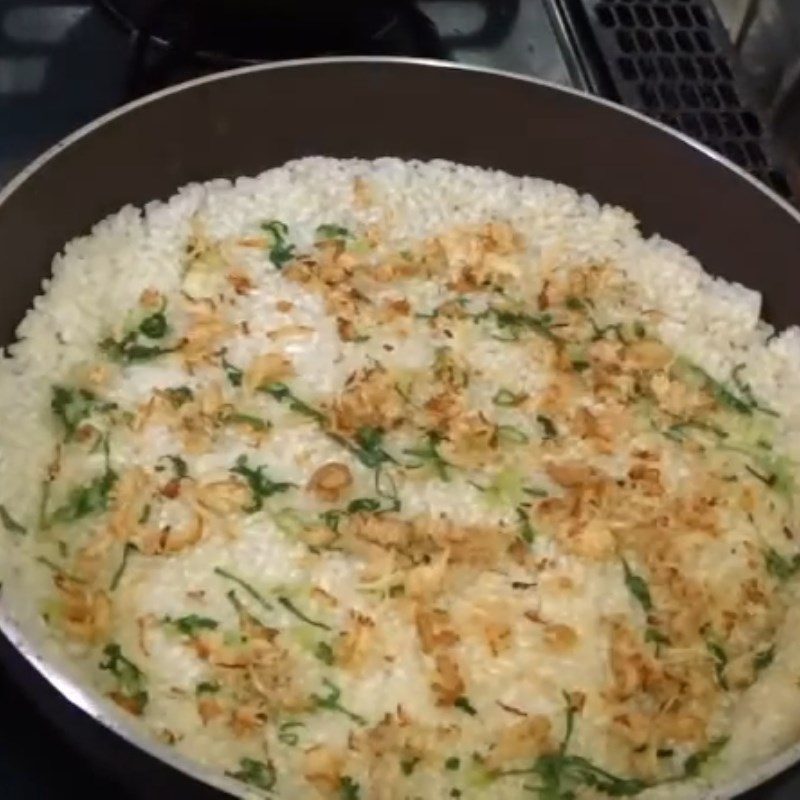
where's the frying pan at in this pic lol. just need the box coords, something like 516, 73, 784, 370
1, 57, 800, 799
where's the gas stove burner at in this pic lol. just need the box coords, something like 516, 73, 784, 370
99, 0, 448, 67
98, 0, 449, 97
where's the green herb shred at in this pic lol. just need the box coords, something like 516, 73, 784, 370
99, 307, 178, 364
227, 756, 277, 791
158, 454, 188, 479
312, 678, 367, 726
163, 385, 194, 407
753, 645, 775, 674
683, 362, 752, 415
731, 364, 779, 417
278, 720, 305, 746
138, 308, 168, 339
213, 567, 274, 612
453, 696, 477, 716
347, 497, 382, 513
220, 353, 244, 387
401, 757, 421, 776
165, 614, 219, 637
314, 641, 335, 665
99, 643, 148, 714
196, 681, 220, 695
231, 455, 294, 512
262, 220, 295, 269
706, 638, 729, 691
403, 430, 451, 480
445, 757, 461, 771
516, 506, 535, 544
536, 414, 557, 440
645, 628, 670, 647
497, 425, 529, 445
51, 385, 97, 440
0, 504, 26, 535
501, 694, 651, 798
621, 559, 653, 612
763, 547, 800, 581
482, 307, 561, 343
345, 427, 392, 470
316, 223, 352, 241
49, 466, 118, 525
682, 737, 729, 778
110, 542, 137, 591
225, 412, 269, 431
278, 596, 331, 631
492, 388, 526, 407
339, 776, 361, 800
35, 555, 85, 583
261, 381, 326, 422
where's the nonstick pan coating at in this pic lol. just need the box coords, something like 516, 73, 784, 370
1, 58, 799, 799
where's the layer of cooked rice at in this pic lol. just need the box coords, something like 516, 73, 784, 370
2, 157, 800, 799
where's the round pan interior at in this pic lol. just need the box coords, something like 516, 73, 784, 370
1, 58, 799, 799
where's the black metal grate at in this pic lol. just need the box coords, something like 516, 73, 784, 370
569, 0, 790, 197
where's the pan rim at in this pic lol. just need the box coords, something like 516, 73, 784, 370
1, 56, 799, 800
1, 55, 798, 225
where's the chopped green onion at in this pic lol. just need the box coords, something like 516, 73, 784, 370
0, 504, 26, 535
164, 614, 218, 637
99, 643, 148, 714
763, 547, 800, 581
226, 757, 277, 791
278, 595, 331, 631
315, 223, 352, 241
403, 430, 452, 480
453, 696, 477, 716
622, 559, 652, 612
231, 454, 294, 512
732, 364, 779, 417
262, 220, 295, 269
311, 679, 366, 726
50, 385, 98, 440
261, 381, 326, 423
163, 385, 194, 407
158, 454, 188, 479
537, 414, 557, 440
705, 638, 729, 690
314, 641, 335, 665
753, 645, 775, 674
492, 388, 526, 407
213, 567, 274, 611
48, 466, 118, 526
497, 424, 529, 445
480, 307, 561, 343
220, 353, 243, 387
516, 506, 535, 544
645, 628, 670, 647
110, 542, 137, 591
278, 720, 305, 746
339, 776, 361, 800
224, 412, 270, 432
344, 426, 396, 469
682, 737, 729, 778
139, 309, 168, 339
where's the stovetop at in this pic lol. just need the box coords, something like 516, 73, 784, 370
0, 0, 577, 185
0, 1, 798, 798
